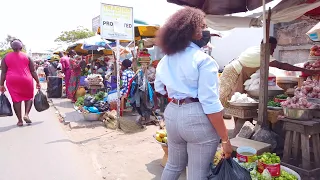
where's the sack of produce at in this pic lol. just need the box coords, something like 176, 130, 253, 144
34, 90, 50, 112
209, 158, 251, 180
0, 93, 13, 117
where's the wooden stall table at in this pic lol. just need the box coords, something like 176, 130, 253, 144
279, 117, 320, 177
224, 105, 258, 138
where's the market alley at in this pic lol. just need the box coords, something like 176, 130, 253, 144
0, 91, 101, 180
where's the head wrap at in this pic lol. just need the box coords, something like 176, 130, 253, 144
11, 40, 23, 50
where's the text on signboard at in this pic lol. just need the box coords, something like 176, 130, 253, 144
102, 21, 132, 28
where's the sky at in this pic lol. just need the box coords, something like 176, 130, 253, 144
0, 0, 181, 52
0, 0, 280, 52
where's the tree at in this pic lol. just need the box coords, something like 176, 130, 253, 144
0, 35, 26, 59
55, 26, 95, 43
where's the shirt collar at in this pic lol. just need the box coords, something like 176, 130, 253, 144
189, 42, 201, 50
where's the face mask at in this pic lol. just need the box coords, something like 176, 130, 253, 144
192, 30, 211, 48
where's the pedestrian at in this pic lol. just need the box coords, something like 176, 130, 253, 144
0, 39, 41, 126
43, 59, 50, 80
59, 51, 71, 96
67, 50, 81, 103
155, 7, 232, 180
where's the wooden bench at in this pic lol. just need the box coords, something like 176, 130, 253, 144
279, 117, 320, 176
229, 137, 272, 155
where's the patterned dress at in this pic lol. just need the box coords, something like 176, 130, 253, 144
67, 58, 81, 102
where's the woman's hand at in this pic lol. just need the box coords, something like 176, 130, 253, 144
0, 85, 6, 93
221, 140, 233, 159
36, 83, 41, 89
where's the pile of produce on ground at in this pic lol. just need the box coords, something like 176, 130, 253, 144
281, 78, 320, 109
244, 70, 282, 91
212, 149, 299, 180
75, 92, 109, 113
154, 129, 168, 145
230, 92, 257, 103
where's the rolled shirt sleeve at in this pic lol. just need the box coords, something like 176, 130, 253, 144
154, 73, 167, 95
198, 57, 224, 114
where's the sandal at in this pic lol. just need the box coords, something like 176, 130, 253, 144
17, 121, 23, 127
23, 116, 32, 124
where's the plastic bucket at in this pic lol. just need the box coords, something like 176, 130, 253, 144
236, 147, 257, 163
257, 161, 281, 177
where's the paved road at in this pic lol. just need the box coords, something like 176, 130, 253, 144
0, 91, 101, 180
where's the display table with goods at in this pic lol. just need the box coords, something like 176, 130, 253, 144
274, 77, 320, 177
74, 92, 109, 121
212, 148, 301, 180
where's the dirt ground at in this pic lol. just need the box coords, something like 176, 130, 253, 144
61, 116, 235, 180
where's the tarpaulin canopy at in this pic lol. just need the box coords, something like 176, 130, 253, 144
202, 0, 320, 31
166, 0, 273, 15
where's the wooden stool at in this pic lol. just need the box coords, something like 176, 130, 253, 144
279, 117, 320, 176
230, 137, 271, 155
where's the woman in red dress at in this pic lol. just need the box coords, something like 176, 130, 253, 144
0, 39, 40, 126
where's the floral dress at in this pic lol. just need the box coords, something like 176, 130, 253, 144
67, 57, 82, 102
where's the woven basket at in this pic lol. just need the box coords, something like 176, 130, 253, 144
138, 56, 151, 64
267, 109, 283, 124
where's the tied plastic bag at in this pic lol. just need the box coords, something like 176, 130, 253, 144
209, 159, 252, 180
0, 93, 13, 117
34, 90, 50, 112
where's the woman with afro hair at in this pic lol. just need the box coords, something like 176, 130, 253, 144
154, 7, 232, 180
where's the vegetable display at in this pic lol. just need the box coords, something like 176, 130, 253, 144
267, 101, 281, 107
281, 78, 320, 109
275, 94, 288, 100
258, 153, 281, 165
76, 94, 109, 113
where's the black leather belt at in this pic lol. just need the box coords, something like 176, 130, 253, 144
172, 98, 199, 105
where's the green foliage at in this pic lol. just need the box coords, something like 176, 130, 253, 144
0, 49, 13, 59
0, 35, 26, 59
55, 26, 95, 43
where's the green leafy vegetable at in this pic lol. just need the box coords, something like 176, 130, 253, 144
258, 152, 281, 164
276, 94, 288, 99
75, 96, 85, 107
267, 100, 281, 107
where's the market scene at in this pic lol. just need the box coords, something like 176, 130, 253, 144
1, 0, 320, 180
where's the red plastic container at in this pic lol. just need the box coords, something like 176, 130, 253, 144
257, 161, 281, 177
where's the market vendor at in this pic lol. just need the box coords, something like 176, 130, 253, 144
219, 36, 320, 107
120, 59, 135, 96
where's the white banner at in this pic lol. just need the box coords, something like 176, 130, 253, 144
100, 3, 134, 41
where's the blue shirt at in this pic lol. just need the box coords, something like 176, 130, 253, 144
155, 42, 223, 114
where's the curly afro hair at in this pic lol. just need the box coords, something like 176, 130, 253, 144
156, 6, 205, 55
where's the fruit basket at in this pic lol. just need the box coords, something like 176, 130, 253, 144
154, 130, 168, 167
